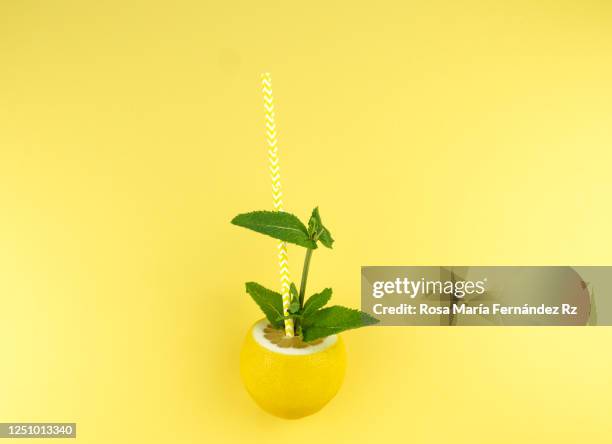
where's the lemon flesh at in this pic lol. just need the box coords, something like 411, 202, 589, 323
240, 319, 346, 419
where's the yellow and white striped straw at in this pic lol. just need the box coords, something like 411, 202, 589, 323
261, 73, 294, 337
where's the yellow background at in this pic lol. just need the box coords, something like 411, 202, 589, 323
1, 1, 611, 442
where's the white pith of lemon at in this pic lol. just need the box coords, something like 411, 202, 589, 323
240, 319, 347, 419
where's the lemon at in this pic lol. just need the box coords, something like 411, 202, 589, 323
240, 319, 346, 419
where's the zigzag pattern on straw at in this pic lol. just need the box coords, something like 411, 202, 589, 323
262, 73, 294, 337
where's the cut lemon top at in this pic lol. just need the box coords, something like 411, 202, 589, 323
252, 319, 338, 356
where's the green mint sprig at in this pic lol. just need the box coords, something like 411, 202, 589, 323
232, 207, 379, 341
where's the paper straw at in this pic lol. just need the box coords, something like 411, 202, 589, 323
262, 73, 294, 337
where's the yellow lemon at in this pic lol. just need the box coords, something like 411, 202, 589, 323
240, 319, 346, 419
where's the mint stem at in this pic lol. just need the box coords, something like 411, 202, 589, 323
298, 248, 313, 308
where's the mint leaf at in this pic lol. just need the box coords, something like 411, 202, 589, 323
289, 301, 300, 314
302, 306, 379, 342
232, 211, 317, 249
301, 288, 332, 320
245, 282, 284, 328
307, 208, 321, 237
317, 228, 334, 249
289, 283, 299, 303
308, 207, 334, 248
